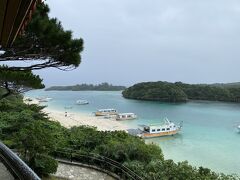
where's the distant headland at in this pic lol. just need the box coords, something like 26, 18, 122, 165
122, 81, 240, 103
45, 83, 126, 91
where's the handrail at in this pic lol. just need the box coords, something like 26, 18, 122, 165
0, 141, 40, 180
54, 149, 143, 180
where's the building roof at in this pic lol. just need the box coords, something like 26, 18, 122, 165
0, 0, 40, 47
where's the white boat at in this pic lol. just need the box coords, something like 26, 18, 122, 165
95, 109, 118, 116
138, 118, 182, 138
76, 100, 89, 105
116, 113, 137, 120
237, 125, 240, 132
36, 97, 52, 102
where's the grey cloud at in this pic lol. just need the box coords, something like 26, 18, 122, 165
37, 0, 240, 86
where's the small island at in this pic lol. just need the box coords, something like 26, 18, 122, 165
122, 81, 240, 103
45, 82, 126, 91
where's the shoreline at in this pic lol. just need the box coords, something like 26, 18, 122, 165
23, 95, 240, 175
24, 97, 128, 131
44, 108, 128, 131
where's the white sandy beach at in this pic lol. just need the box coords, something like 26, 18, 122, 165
44, 108, 128, 131
24, 97, 128, 131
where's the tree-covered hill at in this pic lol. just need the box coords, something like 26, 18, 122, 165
45, 83, 126, 91
122, 81, 240, 102
211, 82, 240, 88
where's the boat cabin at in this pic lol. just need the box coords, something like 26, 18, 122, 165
116, 113, 137, 120
139, 118, 182, 138
76, 100, 89, 105
95, 109, 118, 116
142, 123, 177, 134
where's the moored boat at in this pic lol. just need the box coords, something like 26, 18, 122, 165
95, 109, 118, 116
138, 118, 182, 138
76, 99, 89, 105
237, 125, 240, 133
116, 113, 137, 120
36, 97, 52, 102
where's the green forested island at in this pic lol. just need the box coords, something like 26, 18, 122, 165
45, 82, 126, 91
122, 81, 240, 103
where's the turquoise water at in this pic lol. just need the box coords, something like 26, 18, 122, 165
26, 90, 240, 175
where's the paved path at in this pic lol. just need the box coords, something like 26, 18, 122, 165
53, 162, 116, 180
0, 161, 14, 180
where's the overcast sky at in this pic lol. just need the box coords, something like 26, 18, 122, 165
36, 0, 240, 86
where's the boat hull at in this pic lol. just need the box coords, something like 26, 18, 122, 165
116, 116, 137, 120
95, 112, 118, 116
76, 102, 89, 105
142, 129, 179, 138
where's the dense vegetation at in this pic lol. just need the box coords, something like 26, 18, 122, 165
0, 68, 44, 99
0, 93, 238, 179
45, 82, 126, 91
123, 81, 240, 103
211, 82, 240, 88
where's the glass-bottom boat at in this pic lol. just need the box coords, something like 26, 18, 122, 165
138, 118, 182, 138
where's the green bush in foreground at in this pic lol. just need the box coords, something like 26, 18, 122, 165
32, 154, 58, 176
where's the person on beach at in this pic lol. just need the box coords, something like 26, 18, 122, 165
65, 111, 67, 117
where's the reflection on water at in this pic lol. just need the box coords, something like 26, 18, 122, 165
145, 133, 183, 143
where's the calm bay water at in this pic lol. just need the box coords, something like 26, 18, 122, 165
26, 90, 240, 175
